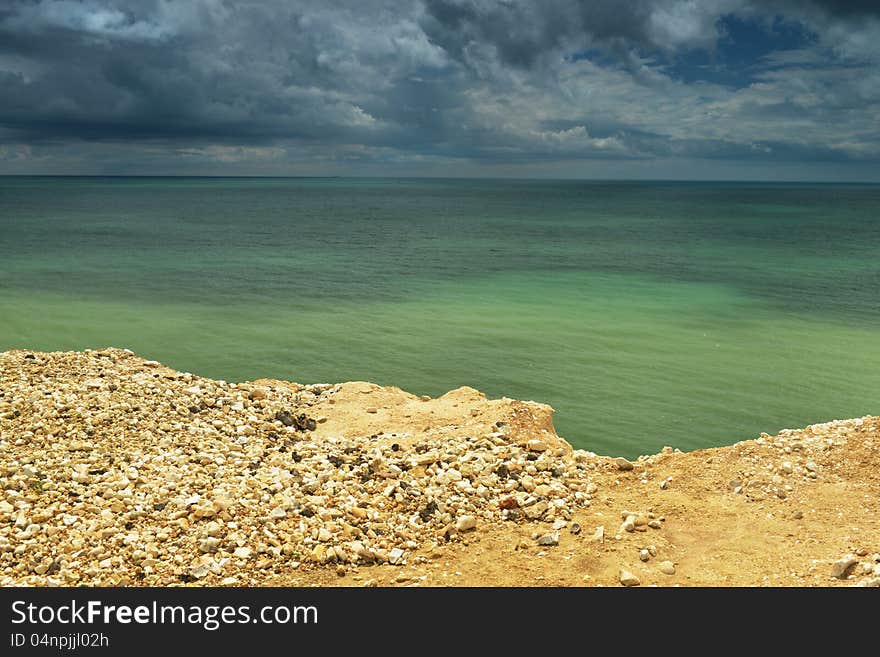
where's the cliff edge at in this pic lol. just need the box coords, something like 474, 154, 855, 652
1, 348, 878, 587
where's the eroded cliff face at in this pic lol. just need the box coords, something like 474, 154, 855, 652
1, 348, 878, 588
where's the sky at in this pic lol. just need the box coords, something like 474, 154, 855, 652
1, 0, 879, 180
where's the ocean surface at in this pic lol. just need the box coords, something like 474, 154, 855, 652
1, 176, 879, 458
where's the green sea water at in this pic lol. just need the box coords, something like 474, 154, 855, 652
1, 176, 879, 458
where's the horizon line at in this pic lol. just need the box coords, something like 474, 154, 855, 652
1, 174, 879, 184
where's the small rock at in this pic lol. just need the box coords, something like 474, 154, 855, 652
249, 387, 268, 400
455, 515, 477, 532
536, 531, 559, 546
658, 561, 676, 575
233, 547, 252, 559
648, 519, 662, 529
198, 537, 221, 553
639, 549, 650, 562
366, 407, 378, 414
569, 523, 581, 535
831, 555, 859, 579
591, 526, 604, 543
614, 457, 634, 471
388, 548, 405, 565
619, 569, 640, 587
527, 439, 548, 452
188, 564, 211, 579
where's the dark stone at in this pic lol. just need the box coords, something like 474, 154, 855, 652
327, 455, 344, 467
419, 501, 438, 522
46, 560, 61, 575
300, 507, 315, 518
499, 496, 518, 510
152, 503, 166, 511
275, 411, 295, 426
494, 464, 509, 479
24, 354, 35, 360
391, 443, 400, 452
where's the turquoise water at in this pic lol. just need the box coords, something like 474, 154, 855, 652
2, 176, 879, 458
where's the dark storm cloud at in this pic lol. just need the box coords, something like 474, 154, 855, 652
0, 0, 878, 176
807, 1, 880, 18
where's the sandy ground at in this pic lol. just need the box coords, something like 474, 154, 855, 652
1, 349, 877, 587
281, 415, 880, 588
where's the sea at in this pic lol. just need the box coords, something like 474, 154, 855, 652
2, 176, 878, 458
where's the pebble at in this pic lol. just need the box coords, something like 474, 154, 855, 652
188, 564, 211, 579
591, 526, 604, 543
536, 531, 560, 546
831, 555, 859, 579
455, 515, 477, 532
639, 549, 650, 562
619, 569, 640, 587
613, 458, 634, 471
658, 561, 676, 575
527, 439, 549, 452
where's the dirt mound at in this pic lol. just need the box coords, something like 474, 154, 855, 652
1, 349, 877, 587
